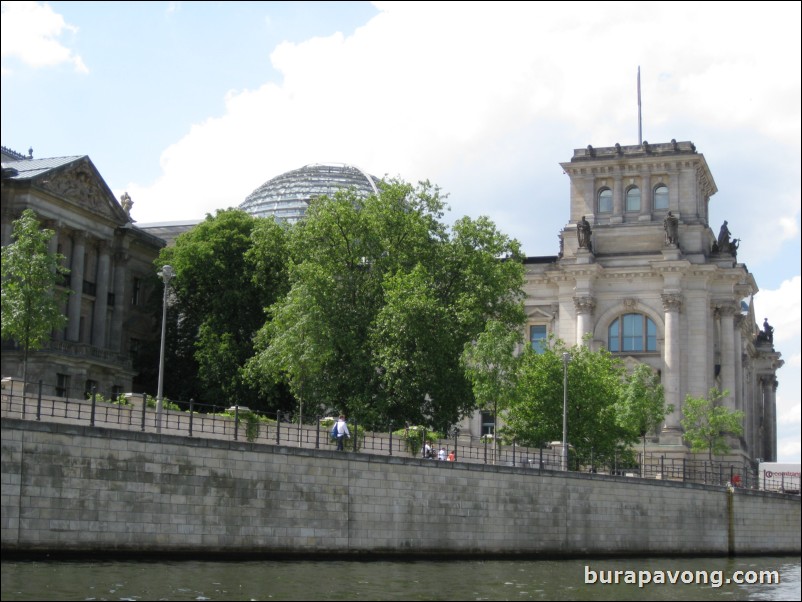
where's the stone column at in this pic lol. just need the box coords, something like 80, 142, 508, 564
612, 173, 623, 223
669, 170, 680, 213
718, 304, 737, 411
67, 231, 87, 342
733, 315, 744, 413
92, 241, 111, 348
639, 172, 651, 220
661, 293, 683, 434
109, 251, 129, 352
764, 378, 777, 462
573, 296, 595, 346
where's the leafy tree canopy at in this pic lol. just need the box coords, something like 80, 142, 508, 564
157, 209, 290, 408
247, 179, 526, 431
505, 337, 635, 466
680, 388, 744, 460
1, 208, 70, 385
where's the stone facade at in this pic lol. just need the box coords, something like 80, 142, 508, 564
517, 141, 782, 464
1, 148, 165, 398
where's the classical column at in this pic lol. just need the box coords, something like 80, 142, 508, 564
733, 315, 744, 413
661, 293, 682, 434
764, 378, 777, 462
109, 251, 129, 352
612, 173, 623, 223
718, 303, 738, 411
573, 296, 595, 346
639, 172, 651, 220
91, 241, 111, 348
67, 231, 87, 342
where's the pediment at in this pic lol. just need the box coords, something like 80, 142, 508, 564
37, 158, 128, 224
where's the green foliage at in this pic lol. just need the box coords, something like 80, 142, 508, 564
506, 337, 634, 467
392, 424, 440, 457
157, 209, 291, 410
243, 411, 260, 442
1, 209, 71, 385
616, 363, 673, 465
680, 388, 744, 460
247, 179, 525, 432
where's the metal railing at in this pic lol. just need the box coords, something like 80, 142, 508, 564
1, 377, 795, 493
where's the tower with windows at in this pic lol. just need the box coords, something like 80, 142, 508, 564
521, 140, 782, 464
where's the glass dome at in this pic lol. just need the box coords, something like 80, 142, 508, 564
239, 163, 381, 224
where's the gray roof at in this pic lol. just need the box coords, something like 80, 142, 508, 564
1, 155, 86, 180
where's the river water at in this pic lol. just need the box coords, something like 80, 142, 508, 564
1, 556, 799, 601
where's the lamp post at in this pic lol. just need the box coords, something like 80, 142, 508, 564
156, 264, 174, 433
562, 351, 571, 471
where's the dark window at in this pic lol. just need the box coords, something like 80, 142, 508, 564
131, 278, 141, 305
481, 411, 495, 436
56, 373, 70, 398
608, 314, 657, 352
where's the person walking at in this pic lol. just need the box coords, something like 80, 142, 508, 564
335, 414, 350, 451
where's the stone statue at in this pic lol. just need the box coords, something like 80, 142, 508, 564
717, 220, 731, 253
577, 216, 592, 251
763, 318, 774, 344
120, 192, 133, 217
664, 211, 679, 246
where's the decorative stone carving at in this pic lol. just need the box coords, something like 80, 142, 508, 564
661, 293, 683, 312
573, 296, 596, 315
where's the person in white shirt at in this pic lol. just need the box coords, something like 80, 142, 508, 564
335, 414, 350, 451
438, 447, 447, 461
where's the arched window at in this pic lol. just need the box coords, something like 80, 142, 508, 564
608, 314, 657, 352
625, 187, 641, 212
598, 188, 612, 213
654, 185, 669, 210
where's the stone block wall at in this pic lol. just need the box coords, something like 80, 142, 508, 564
2, 419, 799, 556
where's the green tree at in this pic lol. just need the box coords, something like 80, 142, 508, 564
247, 178, 525, 431
616, 363, 673, 475
680, 388, 744, 461
506, 338, 634, 468
461, 317, 524, 459
157, 209, 290, 409
1, 209, 70, 388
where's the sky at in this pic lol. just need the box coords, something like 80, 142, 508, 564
2, 1, 799, 463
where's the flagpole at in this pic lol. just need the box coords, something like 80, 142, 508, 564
638, 66, 642, 144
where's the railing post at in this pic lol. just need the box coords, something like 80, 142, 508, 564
389, 424, 393, 457
315, 415, 320, 449
483, 436, 488, 464
36, 380, 43, 421
539, 445, 543, 471
233, 405, 239, 441
21, 379, 26, 419
276, 410, 281, 445
453, 430, 458, 462
352, 418, 358, 452
90, 386, 97, 427
188, 399, 194, 437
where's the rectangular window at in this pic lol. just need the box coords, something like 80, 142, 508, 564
56, 373, 70, 398
131, 277, 141, 306
481, 411, 495, 436
530, 325, 548, 354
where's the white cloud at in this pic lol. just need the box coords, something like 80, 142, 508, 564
0, 1, 88, 74
753, 277, 801, 344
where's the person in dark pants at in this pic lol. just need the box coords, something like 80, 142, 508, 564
335, 414, 350, 451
